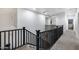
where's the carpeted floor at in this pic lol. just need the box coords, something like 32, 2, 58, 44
51, 30, 79, 50
16, 45, 36, 50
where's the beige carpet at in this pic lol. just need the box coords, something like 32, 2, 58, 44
51, 30, 79, 50
16, 45, 36, 50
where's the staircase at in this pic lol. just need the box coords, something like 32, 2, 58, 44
0, 27, 36, 50
0, 25, 63, 50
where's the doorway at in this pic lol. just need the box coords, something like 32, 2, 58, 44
68, 19, 74, 30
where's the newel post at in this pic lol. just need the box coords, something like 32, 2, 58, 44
23, 27, 26, 45
36, 30, 40, 50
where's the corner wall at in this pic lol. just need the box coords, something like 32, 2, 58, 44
0, 8, 17, 31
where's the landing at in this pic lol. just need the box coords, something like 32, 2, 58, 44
51, 30, 79, 50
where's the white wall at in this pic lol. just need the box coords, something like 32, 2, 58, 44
55, 12, 66, 31
0, 8, 17, 31
17, 8, 45, 34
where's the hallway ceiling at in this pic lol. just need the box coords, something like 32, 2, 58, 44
35, 8, 66, 16
25, 8, 65, 16
25, 8, 77, 16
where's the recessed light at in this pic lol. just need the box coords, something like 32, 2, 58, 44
32, 8, 36, 10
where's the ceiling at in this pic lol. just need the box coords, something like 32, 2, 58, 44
25, 8, 66, 16
25, 8, 78, 17
36, 8, 66, 16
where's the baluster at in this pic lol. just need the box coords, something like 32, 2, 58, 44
12, 31, 13, 49
15, 30, 16, 48
18, 30, 19, 47
21, 30, 22, 46
8, 31, 10, 50
4, 32, 6, 50
26, 30, 27, 44
0, 32, 1, 50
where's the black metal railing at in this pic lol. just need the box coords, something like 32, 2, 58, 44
0, 26, 63, 50
0, 27, 36, 50
36, 25, 63, 50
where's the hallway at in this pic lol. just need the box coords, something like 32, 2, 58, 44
51, 30, 79, 50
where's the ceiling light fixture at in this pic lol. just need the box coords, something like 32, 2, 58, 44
32, 8, 36, 10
